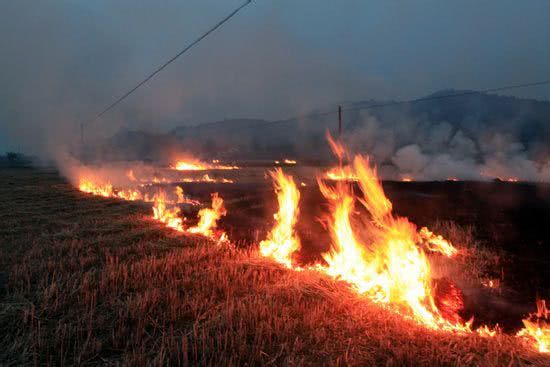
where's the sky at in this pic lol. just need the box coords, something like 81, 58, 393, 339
0, 0, 549, 155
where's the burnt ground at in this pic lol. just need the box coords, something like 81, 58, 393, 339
179, 178, 550, 331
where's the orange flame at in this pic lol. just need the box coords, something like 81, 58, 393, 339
259, 169, 301, 268
152, 191, 184, 232
187, 192, 227, 239
418, 227, 459, 257
324, 165, 358, 181
318, 139, 467, 330
517, 300, 549, 353
259, 136, 477, 333
173, 158, 238, 171
126, 169, 136, 181
318, 155, 469, 331
79, 179, 114, 197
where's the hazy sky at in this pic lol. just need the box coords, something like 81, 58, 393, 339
1, 0, 549, 154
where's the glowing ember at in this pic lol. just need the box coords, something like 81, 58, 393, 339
481, 279, 500, 289
186, 192, 227, 239
517, 300, 549, 353
259, 168, 301, 268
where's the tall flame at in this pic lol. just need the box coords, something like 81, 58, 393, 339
187, 192, 227, 239
318, 154, 469, 331
152, 191, 184, 232
517, 299, 549, 353
259, 169, 301, 268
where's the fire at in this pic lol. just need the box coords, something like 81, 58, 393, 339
79, 178, 199, 205
173, 158, 238, 171
152, 191, 184, 232
481, 279, 500, 289
186, 192, 227, 239
317, 155, 468, 331
324, 165, 358, 181
418, 227, 459, 257
259, 169, 301, 268
517, 300, 549, 353
401, 175, 413, 182
261, 136, 477, 333
126, 169, 136, 181
173, 160, 208, 171
79, 179, 113, 197
283, 159, 297, 165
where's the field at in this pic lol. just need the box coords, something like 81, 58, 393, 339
0, 168, 549, 366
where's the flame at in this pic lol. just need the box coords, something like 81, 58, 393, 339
152, 191, 184, 232
78, 176, 227, 241
324, 165, 358, 181
79, 178, 200, 205
283, 159, 297, 165
259, 169, 301, 268
517, 300, 549, 353
327, 145, 466, 330
173, 160, 208, 171
79, 179, 113, 197
260, 136, 474, 333
318, 155, 470, 331
401, 175, 413, 182
418, 227, 459, 257
126, 169, 136, 181
186, 192, 227, 239
173, 159, 238, 171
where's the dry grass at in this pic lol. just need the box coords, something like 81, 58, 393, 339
428, 221, 504, 288
0, 168, 548, 366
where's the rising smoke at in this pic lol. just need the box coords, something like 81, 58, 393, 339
1, 1, 549, 182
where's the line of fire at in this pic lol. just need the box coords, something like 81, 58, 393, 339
73, 128, 548, 356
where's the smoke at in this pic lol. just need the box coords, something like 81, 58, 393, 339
0, 0, 379, 167
341, 96, 550, 181
1, 1, 549, 183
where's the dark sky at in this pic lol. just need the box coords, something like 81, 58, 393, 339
1, 0, 549, 154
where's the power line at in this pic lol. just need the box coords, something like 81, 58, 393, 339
84, 0, 252, 129
279, 79, 550, 123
